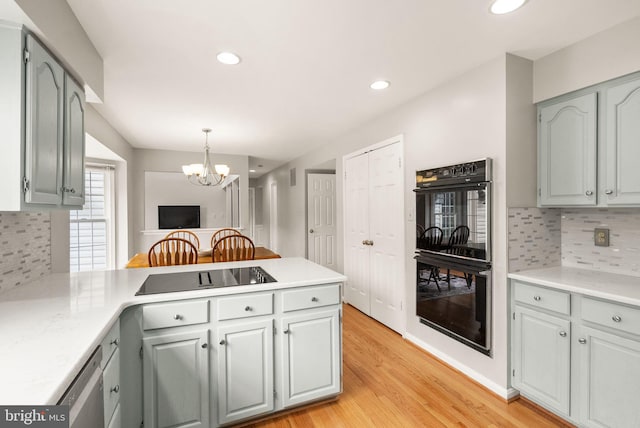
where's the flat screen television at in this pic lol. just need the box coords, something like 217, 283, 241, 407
158, 205, 200, 229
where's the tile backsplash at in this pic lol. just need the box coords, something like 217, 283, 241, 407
0, 212, 51, 294
508, 207, 640, 277
561, 208, 640, 276
508, 207, 561, 272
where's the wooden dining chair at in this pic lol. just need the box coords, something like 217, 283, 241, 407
165, 230, 200, 249
418, 226, 444, 291
445, 225, 471, 289
148, 238, 198, 267
210, 228, 242, 249
213, 235, 255, 262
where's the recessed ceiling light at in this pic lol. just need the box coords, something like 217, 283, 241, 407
370, 80, 390, 90
249, 169, 256, 173
490, 0, 527, 14
217, 52, 241, 65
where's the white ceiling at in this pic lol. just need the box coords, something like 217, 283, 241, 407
65, 0, 640, 176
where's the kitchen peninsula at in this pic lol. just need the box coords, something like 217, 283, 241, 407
0, 257, 345, 427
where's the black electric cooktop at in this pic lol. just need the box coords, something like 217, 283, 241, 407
135, 266, 277, 296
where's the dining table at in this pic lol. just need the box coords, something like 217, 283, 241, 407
125, 246, 281, 268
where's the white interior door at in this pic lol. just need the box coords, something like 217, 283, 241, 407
307, 173, 337, 269
368, 142, 404, 333
344, 152, 371, 315
343, 137, 405, 333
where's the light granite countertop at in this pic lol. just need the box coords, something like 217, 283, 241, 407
0, 257, 346, 405
508, 266, 640, 306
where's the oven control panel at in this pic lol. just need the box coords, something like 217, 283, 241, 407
416, 158, 491, 187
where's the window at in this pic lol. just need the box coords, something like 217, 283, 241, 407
70, 165, 115, 272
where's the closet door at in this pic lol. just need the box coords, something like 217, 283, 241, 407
368, 143, 404, 333
343, 139, 405, 333
344, 153, 371, 314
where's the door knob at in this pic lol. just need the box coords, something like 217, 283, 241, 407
309, 229, 314, 233
559, 331, 567, 337
578, 338, 587, 344
585, 190, 593, 196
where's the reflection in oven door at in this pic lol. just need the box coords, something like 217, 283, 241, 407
416, 256, 491, 355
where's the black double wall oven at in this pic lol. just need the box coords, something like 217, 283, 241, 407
414, 158, 492, 355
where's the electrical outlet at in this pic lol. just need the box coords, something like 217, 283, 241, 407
594, 228, 610, 247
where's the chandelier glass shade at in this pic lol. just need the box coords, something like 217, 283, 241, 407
182, 128, 230, 186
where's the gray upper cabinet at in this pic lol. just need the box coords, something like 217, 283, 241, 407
538, 72, 640, 207
63, 74, 86, 206
24, 33, 65, 206
603, 78, 640, 206
538, 93, 597, 206
0, 25, 85, 211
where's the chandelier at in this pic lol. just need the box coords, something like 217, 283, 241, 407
182, 128, 230, 186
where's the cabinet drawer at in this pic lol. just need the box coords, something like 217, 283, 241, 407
217, 293, 274, 321
513, 281, 570, 315
582, 297, 640, 336
282, 284, 341, 312
103, 348, 120, 425
100, 318, 120, 369
143, 299, 209, 330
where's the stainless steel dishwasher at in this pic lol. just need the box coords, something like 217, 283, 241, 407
58, 346, 105, 428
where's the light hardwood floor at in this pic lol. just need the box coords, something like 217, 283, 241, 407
247, 303, 572, 428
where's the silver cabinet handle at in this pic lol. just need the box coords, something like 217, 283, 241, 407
201, 343, 208, 349
585, 190, 593, 196
369, 240, 374, 246
70, 188, 76, 194
284, 329, 290, 334
219, 340, 226, 345
578, 338, 587, 344
362, 240, 367, 245
612, 315, 622, 322
605, 189, 613, 195
245, 306, 252, 311
110, 338, 119, 347
559, 331, 567, 337
533, 296, 541, 301
311, 297, 319, 302
309, 229, 314, 233
110, 385, 120, 394
173, 314, 183, 320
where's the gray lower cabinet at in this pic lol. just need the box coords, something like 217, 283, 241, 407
512, 305, 570, 417
281, 308, 341, 408
216, 319, 274, 425
577, 326, 640, 428
135, 285, 343, 428
143, 329, 210, 428
511, 280, 640, 427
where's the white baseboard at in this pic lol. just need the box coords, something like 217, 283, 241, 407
404, 332, 519, 400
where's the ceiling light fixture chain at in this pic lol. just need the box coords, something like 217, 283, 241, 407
182, 128, 230, 186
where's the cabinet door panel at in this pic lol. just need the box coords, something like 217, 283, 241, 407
344, 152, 371, 313
63, 75, 85, 206
281, 308, 341, 407
217, 319, 274, 425
25, 34, 64, 205
143, 329, 209, 428
512, 306, 570, 416
539, 93, 597, 206
604, 78, 640, 205
578, 326, 640, 428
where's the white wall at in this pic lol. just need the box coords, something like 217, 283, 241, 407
132, 148, 249, 253
143, 171, 227, 229
533, 17, 640, 102
256, 55, 525, 395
